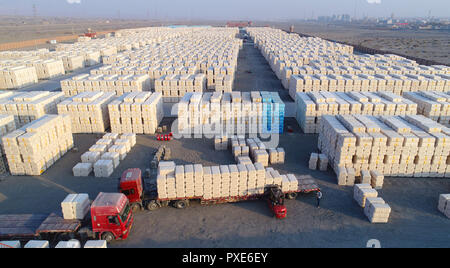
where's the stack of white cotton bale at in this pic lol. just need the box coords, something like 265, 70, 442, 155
296, 91, 418, 133
318, 114, 450, 179
336, 166, 356, 186
354, 184, 378, 208
0, 115, 17, 173
318, 154, 329, 171
370, 170, 384, 189
75, 133, 136, 177
230, 136, 285, 167
94, 159, 115, 178
214, 135, 228, 151
438, 194, 450, 218
60, 73, 151, 97
156, 161, 300, 200
50, 53, 85, 72
154, 74, 206, 103
288, 73, 450, 98
364, 197, 391, 223
57, 91, 115, 133
206, 66, 236, 91
0, 91, 65, 127
246, 138, 269, 166
2, 115, 73, 175
108, 92, 163, 134
99, 27, 241, 93
309, 153, 318, 170
403, 91, 450, 127
268, 148, 285, 164
29, 59, 65, 80
230, 136, 247, 157
73, 163, 94, 177
246, 27, 449, 99
177, 91, 285, 136
0, 115, 16, 140
61, 193, 90, 220
213, 75, 234, 93
0, 66, 38, 89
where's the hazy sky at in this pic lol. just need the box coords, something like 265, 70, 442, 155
0, 0, 449, 20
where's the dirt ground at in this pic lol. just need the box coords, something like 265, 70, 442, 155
0, 28, 449, 248
268, 22, 450, 65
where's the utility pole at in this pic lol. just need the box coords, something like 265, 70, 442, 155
32, 4, 37, 18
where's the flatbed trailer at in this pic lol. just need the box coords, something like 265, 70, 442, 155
150, 177, 320, 209
120, 168, 321, 211
0, 213, 83, 242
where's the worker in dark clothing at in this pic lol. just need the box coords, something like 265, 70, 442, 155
316, 191, 323, 207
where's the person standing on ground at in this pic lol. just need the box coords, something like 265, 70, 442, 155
316, 191, 323, 207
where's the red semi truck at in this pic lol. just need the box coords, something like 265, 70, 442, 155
0, 192, 133, 244
119, 168, 321, 219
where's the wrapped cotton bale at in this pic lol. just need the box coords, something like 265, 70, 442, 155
156, 174, 168, 199
96, 139, 113, 149
24, 240, 49, 248
309, 153, 318, 170
353, 184, 378, 208
281, 175, 291, 192
336, 167, 347, 186
121, 133, 136, 147
81, 151, 101, 163
101, 152, 120, 169
370, 170, 384, 189
57, 91, 115, 133
277, 148, 285, 164
364, 198, 391, 223
72, 194, 90, 219
318, 154, 328, 171
114, 138, 131, 153
103, 133, 119, 141
236, 156, 252, 165
89, 144, 108, 154
158, 161, 176, 176
360, 170, 372, 184
253, 149, 269, 167
94, 159, 114, 178
438, 194, 450, 218
55, 239, 81, 248
194, 164, 204, 197
84, 240, 108, 248
363, 197, 386, 217
287, 174, 299, 191
3, 115, 73, 175
268, 148, 278, 164
73, 162, 93, 177
61, 193, 90, 220
108, 144, 127, 160
61, 194, 77, 219
214, 135, 228, 151
0, 241, 21, 248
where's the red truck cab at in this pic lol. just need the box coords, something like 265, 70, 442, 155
91, 192, 133, 242
119, 168, 144, 212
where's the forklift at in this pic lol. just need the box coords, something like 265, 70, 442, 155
264, 185, 287, 219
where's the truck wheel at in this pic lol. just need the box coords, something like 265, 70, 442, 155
101, 232, 115, 243
146, 200, 159, 211
174, 200, 188, 209
131, 203, 142, 212
286, 193, 298, 200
